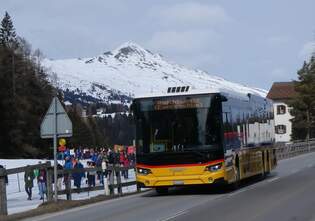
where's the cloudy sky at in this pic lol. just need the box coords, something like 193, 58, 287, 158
1, 0, 314, 90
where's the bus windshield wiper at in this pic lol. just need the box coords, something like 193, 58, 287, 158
189, 151, 209, 161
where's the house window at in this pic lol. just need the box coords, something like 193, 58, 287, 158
275, 125, 286, 134
277, 105, 286, 115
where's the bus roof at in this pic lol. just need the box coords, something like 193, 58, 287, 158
134, 89, 219, 99
134, 87, 268, 103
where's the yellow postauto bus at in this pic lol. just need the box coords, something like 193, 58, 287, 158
132, 86, 277, 194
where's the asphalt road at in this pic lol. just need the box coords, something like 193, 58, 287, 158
26, 152, 315, 221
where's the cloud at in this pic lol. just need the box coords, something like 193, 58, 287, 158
146, 29, 220, 54
145, 2, 231, 68
150, 2, 231, 28
271, 67, 287, 78
267, 35, 290, 45
182, 53, 221, 70
299, 41, 315, 60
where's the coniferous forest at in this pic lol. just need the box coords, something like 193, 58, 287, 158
0, 12, 55, 157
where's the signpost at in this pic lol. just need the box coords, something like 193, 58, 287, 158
40, 97, 72, 202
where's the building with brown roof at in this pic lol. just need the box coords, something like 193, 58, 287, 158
267, 82, 296, 143
267, 82, 297, 101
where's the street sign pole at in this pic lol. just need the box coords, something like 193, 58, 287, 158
53, 97, 58, 202
40, 96, 72, 203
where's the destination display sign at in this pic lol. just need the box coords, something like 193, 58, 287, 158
154, 98, 204, 110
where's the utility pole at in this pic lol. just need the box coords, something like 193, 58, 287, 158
41, 94, 72, 202
12, 53, 15, 98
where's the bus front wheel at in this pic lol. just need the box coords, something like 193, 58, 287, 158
156, 187, 168, 195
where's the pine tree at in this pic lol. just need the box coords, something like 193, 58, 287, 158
0, 11, 17, 48
290, 57, 315, 140
0, 12, 55, 157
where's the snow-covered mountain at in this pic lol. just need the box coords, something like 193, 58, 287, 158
43, 42, 267, 105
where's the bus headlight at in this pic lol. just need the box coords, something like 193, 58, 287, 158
205, 163, 222, 172
137, 167, 152, 175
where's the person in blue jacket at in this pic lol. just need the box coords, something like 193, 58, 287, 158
91, 152, 98, 163
73, 159, 84, 189
64, 148, 71, 159
63, 156, 73, 187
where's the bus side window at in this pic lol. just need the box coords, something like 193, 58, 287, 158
223, 111, 232, 150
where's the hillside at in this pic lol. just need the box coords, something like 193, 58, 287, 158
43, 42, 267, 106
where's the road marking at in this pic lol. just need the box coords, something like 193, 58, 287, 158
267, 177, 280, 183
159, 210, 188, 221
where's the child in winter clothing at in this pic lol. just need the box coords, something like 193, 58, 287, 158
87, 161, 96, 187
37, 169, 47, 200
24, 166, 35, 200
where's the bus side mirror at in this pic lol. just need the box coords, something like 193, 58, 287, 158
220, 95, 228, 102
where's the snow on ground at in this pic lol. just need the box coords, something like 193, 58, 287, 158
0, 159, 137, 215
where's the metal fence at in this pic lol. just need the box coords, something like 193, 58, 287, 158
57, 165, 138, 200
275, 139, 315, 160
0, 163, 137, 216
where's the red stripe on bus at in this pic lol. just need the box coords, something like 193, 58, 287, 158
136, 159, 224, 168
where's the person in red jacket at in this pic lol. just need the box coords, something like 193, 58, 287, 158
120, 150, 129, 179
123, 153, 130, 179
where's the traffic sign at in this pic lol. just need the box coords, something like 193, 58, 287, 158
40, 96, 72, 202
40, 97, 72, 138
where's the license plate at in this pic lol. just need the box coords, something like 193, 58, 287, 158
173, 180, 184, 185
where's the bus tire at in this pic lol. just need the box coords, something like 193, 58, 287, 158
230, 156, 240, 190
261, 153, 266, 180
156, 187, 168, 195
265, 151, 270, 175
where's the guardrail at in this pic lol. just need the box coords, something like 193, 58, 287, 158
275, 140, 315, 160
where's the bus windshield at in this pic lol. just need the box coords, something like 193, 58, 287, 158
134, 94, 222, 155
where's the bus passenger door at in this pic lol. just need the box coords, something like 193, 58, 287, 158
222, 110, 236, 183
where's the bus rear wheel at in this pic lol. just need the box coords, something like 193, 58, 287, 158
156, 187, 168, 195
261, 153, 266, 179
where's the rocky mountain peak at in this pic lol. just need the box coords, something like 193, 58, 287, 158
112, 42, 154, 61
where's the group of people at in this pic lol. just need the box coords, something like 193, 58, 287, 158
21, 146, 136, 200
24, 162, 48, 200
58, 146, 135, 162
63, 146, 136, 190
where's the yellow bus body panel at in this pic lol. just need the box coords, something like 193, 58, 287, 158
137, 162, 226, 187
136, 147, 277, 187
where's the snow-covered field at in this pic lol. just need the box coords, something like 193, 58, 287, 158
1, 159, 137, 215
